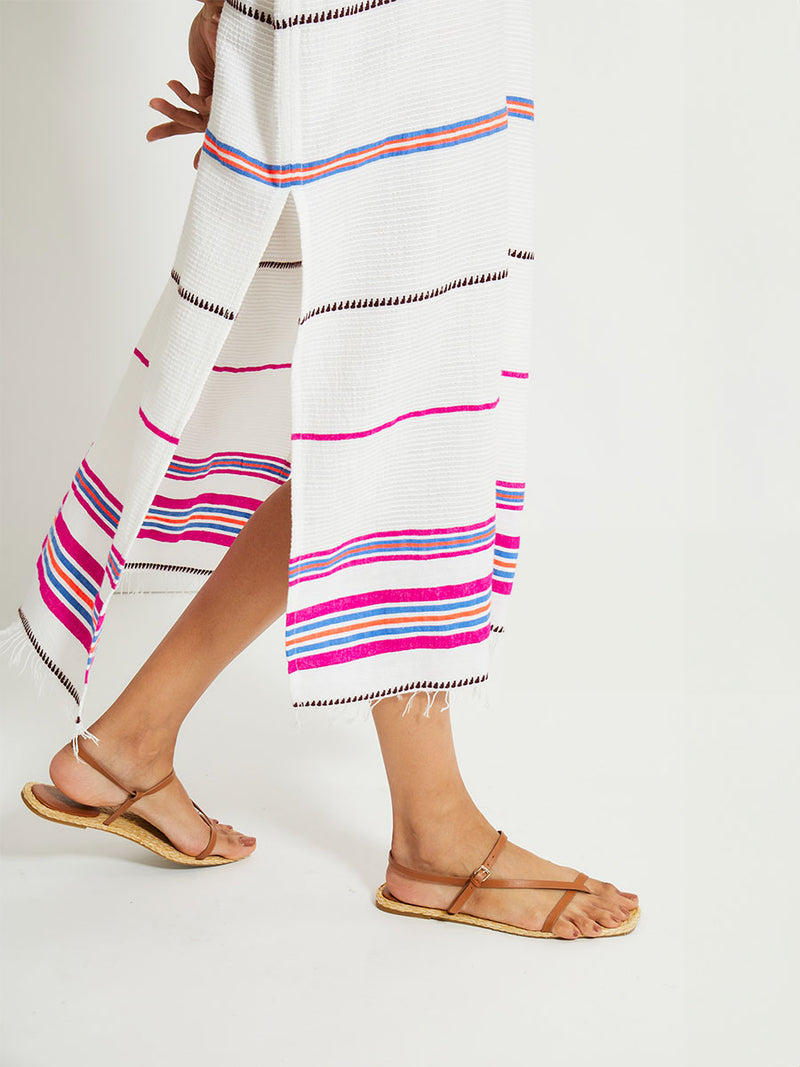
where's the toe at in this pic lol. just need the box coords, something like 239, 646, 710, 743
596, 908, 627, 928
200, 815, 257, 859
588, 904, 617, 926
213, 828, 256, 860
573, 913, 598, 938
554, 917, 581, 939
551, 915, 575, 938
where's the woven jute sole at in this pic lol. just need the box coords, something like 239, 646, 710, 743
21, 782, 232, 867
375, 884, 640, 938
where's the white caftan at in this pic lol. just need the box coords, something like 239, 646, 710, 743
1, 0, 536, 745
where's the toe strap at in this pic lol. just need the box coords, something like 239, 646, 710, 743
191, 801, 216, 861
540, 872, 590, 933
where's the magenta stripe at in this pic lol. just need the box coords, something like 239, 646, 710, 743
212, 362, 292, 373
137, 528, 236, 548
289, 547, 492, 588
166, 469, 286, 485
287, 574, 492, 627
289, 518, 494, 565
36, 554, 93, 650
149, 491, 262, 511
492, 579, 514, 595
139, 407, 179, 445
292, 398, 499, 442
83, 459, 123, 512
110, 544, 126, 566
71, 483, 116, 539
496, 480, 526, 488
501, 369, 529, 379
495, 532, 521, 549
134, 347, 149, 367
55, 513, 104, 584
287, 625, 491, 674
172, 449, 288, 465
497, 503, 524, 511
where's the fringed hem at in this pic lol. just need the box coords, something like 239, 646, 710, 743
0, 611, 97, 756
1, 612, 76, 705
290, 659, 496, 731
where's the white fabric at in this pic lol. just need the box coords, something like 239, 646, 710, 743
1, 0, 535, 745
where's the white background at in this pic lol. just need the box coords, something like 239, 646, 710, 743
1, 2, 798, 1065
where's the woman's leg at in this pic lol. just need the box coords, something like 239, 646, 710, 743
48, 474, 640, 914
49, 478, 293, 860
371, 691, 639, 938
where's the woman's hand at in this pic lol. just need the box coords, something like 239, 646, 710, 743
146, 1, 224, 170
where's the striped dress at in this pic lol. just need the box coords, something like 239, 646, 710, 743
1, 0, 535, 745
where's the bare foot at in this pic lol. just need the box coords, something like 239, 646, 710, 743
49, 737, 256, 862
386, 824, 638, 939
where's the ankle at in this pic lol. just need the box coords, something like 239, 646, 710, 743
76, 719, 177, 775
391, 801, 498, 872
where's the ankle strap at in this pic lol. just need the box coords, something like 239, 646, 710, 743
76, 738, 176, 827
387, 830, 509, 915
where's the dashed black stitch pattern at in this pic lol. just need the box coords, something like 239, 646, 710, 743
293, 673, 490, 708
18, 608, 80, 705
126, 562, 214, 577
225, 0, 398, 30
258, 259, 302, 269
508, 248, 535, 260
490, 625, 505, 633
298, 268, 508, 326
170, 269, 236, 321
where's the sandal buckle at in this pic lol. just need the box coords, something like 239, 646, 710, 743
472, 863, 492, 885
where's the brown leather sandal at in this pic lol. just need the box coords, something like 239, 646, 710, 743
375, 829, 640, 938
21, 737, 237, 866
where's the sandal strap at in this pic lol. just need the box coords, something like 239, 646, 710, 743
541, 872, 590, 933
386, 829, 593, 920
444, 830, 509, 914
191, 801, 216, 860
76, 738, 176, 827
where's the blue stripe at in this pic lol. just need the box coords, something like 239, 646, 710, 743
142, 520, 244, 535
74, 472, 121, 525
49, 533, 98, 599
41, 547, 95, 627
147, 505, 252, 520
286, 612, 493, 658
204, 118, 507, 189
170, 462, 288, 474
285, 591, 491, 640
291, 533, 494, 574
206, 107, 506, 175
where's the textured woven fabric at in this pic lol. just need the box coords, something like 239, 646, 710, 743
1, 0, 535, 745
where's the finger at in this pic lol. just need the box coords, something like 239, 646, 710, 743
194, 146, 202, 170
146, 121, 195, 143
166, 79, 207, 112
195, 69, 214, 103
148, 99, 207, 131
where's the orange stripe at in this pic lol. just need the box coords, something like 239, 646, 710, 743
207, 112, 507, 186
145, 512, 248, 528
292, 531, 492, 571
77, 473, 118, 524
285, 601, 488, 650
45, 540, 94, 609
